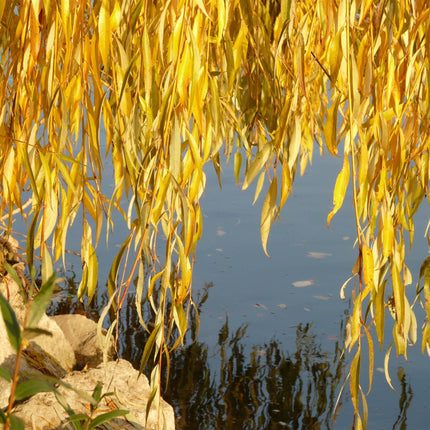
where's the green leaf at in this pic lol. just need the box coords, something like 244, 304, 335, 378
3, 262, 23, 290
88, 409, 129, 429
0, 292, 21, 352
145, 384, 158, 421
139, 323, 161, 373
22, 327, 53, 341
92, 381, 103, 404
0, 366, 12, 382
26, 206, 41, 274
41, 248, 54, 286
14, 379, 56, 401
0, 408, 6, 423
8, 414, 25, 430
27, 273, 57, 328
107, 234, 132, 300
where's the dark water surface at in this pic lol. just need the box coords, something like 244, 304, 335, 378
47, 151, 430, 429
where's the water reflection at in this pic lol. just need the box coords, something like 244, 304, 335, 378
47, 274, 415, 429
162, 320, 346, 429
116, 282, 348, 429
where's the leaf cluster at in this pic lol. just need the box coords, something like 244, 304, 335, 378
1, 1, 430, 428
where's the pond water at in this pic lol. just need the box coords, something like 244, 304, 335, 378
45, 149, 430, 429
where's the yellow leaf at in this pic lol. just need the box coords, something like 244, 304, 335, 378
242, 144, 272, 190
143, 24, 153, 97
350, 293, 361, 351
279, 163, 292, 210
253, 171, 265, 205
363, 324, 374, 394
362, 244, 374, 287
350, 349, 361, 412
0, 0, 5, 22
359, 0, 373, 25
217, 0, 226, 42
382, 210, 394, 258
324, 95, 340, 156
194, 0, 211, 19
296, 33, 307, 99
110, 1, 121, 32
30, 2, 40, 61
234, 151, 242, 185
260, 177, 277, 257
327, 155, 350, 228
392, 262, 405, 334
98, 0, 111, 67
87, 243, 98, 305
328, 29, 343, 86
374, 280, 386, 347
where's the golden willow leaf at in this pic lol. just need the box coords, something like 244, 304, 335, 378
0, 0, 5, 22
234, 151, 242, 185
362, 244, 374, 287
242, 144, 272, 190
98, 0, 111, 68
327, 154, 350, 228
324, 94, 341, 156
374, 280, 386, 347
328, 29, 343, 87
382, 209, 394, 259
350, 349, 361, 413
260, 177, 277, 257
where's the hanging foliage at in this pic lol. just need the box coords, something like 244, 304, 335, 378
1, 0, 430, 427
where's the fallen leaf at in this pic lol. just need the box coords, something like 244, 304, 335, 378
276, 303, 287, 309
256, 349, 266, 356
292, 279, 314, 288
313, 295, 331, 300
304, 307, 311, 312
327, 335, 338, 340
216, 248, 223, 252
216, 227, 226, 236
254, 303, 268, 310
307, 251, 332, 259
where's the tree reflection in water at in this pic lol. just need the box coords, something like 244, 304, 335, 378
118, 283, 347, 429
48, 276, 414, 429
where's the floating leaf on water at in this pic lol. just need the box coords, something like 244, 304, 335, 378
313, 295, 331, 300
256, 349, 266, 356
307, 251, 332, 259
254, 303, 268, 310
276, 303, 287, 309
292, 279, 314, 288
216, 248, 223, 252
216, 228, 226, 236
327, 335, 338, 340
343, 236, 350, 240
304, 307, 311, 312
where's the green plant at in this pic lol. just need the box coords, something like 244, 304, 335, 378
0, 263, 127, 430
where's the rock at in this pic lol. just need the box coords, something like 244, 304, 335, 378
51, 314, 115, 369
0, 275, 76, 376
12, 359, 176, 429
0, 236, 176, 429
0, 274, 76, 410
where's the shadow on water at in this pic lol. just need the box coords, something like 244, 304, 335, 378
47, 274, 414, 430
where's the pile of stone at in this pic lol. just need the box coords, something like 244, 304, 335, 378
0, 239, 175, 430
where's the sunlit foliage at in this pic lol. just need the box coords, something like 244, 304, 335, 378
1, 0, 430, 427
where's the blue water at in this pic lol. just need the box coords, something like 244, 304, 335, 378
185, 150, 430, 429
40, 144, 430, 428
